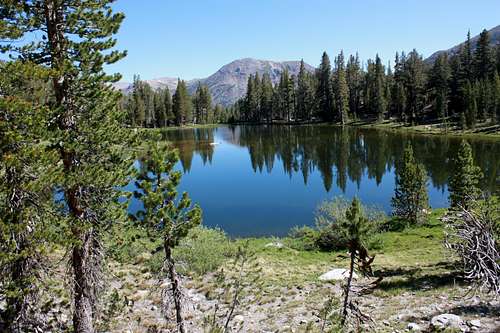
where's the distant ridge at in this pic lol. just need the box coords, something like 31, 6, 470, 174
114, 58, 314, 106
116, 25, 500, 105
425, 25, 500, 64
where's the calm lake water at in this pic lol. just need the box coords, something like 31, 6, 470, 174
131, 125, 500, 237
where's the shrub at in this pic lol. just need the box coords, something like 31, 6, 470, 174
288, 197, 387, 251
287, 226, 319, 250
314, 197, 387, 251
173, 226, 236, 276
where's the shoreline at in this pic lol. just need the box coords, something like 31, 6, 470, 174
145, 120, 500, 139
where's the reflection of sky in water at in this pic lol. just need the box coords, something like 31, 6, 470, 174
128, 126, 498, 237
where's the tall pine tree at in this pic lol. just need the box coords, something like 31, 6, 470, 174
391, 143, 429, 225
316, 52, 335, 121
334, 51, 350, 124
1, 1, 131, 332
448, 140, 483, 210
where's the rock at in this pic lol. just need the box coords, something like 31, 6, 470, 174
407, 323, 421, 331
59, 313, 68, 323
264, 241, 284, 249
318, 269, 358, 281
430, 314, 467, 332
468, 319, 481, 328
382, 320, 390, 326
233, 315, 245, 322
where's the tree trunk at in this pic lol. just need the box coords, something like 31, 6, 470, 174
164, 242, 185, 333
72, 229, 95, 333
341, 249, 356, 326
3, 169, 37, 332
4, 257, 30, 333
44, 3, 97, 332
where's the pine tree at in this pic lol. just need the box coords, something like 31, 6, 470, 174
0, 61, 56, 332
338, 197, 373, 327
193, 83, 212, 124
448, 140, 483, 210
391, 143, 429, 225
374, 55, 387, 121
473, 29, 494, 80
281, 69, 295, 122
173, 79, 192, 125
163, 87, 174, 126
255, 73, 263, 122
460, 31, 474, 82
131, 143, 201, 333
244, 74, 260, 122
260, 73, 274, 123
296, 60, 310, 121
316, 52, 335, 121
496, 45, 500, 74
334, 51, 350, 124
493, 72, 500, 123
1, 2, 131, 332
463, 80, 478, 129
132, 76, 146, 127
154, 90, 166, 128
429, 54, 451, 122
346, 53, 363, 119
213, 104, 224, 123
476, 79, 491, 121
403, 50, 426, 125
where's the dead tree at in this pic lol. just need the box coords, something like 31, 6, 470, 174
445, 200, 500, 295
340, 198, 382, 328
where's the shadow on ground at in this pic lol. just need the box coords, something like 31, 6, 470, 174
374, 261, 465, 292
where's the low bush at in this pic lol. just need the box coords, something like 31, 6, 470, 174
288, 197, 388, 252
173, 226, 236, 276
287, 226, 319, 250
107, 224, 236, 277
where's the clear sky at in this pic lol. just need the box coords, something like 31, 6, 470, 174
110, 0, 500, 82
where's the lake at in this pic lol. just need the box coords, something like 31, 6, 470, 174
131, 125, 500, 237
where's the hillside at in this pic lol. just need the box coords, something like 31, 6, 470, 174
425, 24, 500, 64
115, 58, 314, 106
116, 24, 500, 107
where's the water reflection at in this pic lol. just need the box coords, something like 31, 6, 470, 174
155, 125, 499, 236
162, 125, 499, 194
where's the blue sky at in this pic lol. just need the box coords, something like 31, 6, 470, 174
110, 0, 500, 82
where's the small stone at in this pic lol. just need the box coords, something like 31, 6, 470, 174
299, 319, 307, 325
59, 313, 68, 323
233, 314, 245, 322
468, 319, 481, 328
430, 314, 467, 332
318, 268, 358, 281
265, 241, 284, 249
382, 320, 390, 326
407, 323, 421, 331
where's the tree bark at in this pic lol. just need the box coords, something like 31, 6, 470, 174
44, 2, 96, 332
71, 229, 95, 333
164, 242, 185, 333
341, 249, 355, 327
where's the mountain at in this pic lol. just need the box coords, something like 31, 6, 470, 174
425, 25, 500, 64
114, 58, 314, 106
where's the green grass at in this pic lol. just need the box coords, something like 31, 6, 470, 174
222, 209, 453, 291
108, 208, 459, 296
